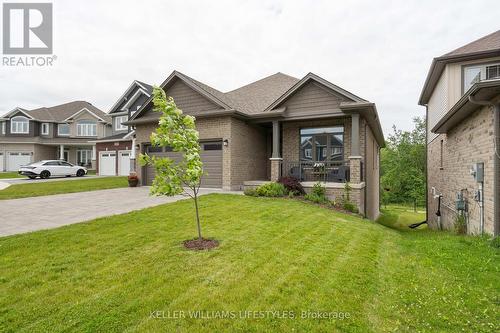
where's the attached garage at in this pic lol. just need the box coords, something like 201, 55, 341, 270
99, 152, 116, 176
7, 152, 32, 171
144, 141, 223, 188
118, 151, 131, 176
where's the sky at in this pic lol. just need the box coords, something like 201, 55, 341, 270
1, 0, 499, 136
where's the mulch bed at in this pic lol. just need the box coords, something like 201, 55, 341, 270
183, 238, 220, 250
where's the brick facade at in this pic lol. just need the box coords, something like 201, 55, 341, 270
427, 104, 495, 234
96, 141, 133, 175
280, 117, 377, 219
134, 116, 267, 190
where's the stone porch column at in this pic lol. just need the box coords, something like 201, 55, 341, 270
349, 113, 362, 184
270, 120, 282, 181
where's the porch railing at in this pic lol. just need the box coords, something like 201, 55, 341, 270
281, 160, 350, 183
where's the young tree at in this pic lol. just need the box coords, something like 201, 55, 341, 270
139, 87, 205, 240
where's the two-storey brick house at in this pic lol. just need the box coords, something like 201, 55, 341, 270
419, 30, 500, 235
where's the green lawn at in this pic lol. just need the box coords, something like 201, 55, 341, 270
0, 172, 23, 179
0, 176, 128, 200
0, 196, 498, 332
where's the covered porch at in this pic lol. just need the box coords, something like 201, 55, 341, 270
246, 112, 364, 185
243, 112, 366, 210
43, 143, 97, 169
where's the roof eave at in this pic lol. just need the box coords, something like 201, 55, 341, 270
419, 48, 500, 105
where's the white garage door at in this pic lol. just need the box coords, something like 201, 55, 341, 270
0, 152, 4, 171
99, 152, 116, 176
7, 152, 32, 171
118, 151, 131, 176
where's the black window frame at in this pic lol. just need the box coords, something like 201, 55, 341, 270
299, 126, 344, 162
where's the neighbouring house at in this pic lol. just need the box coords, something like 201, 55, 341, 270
419, 30, 500, 235
126, 71, 385, 219
0, 101, 111, 171
92, 80, 152, 176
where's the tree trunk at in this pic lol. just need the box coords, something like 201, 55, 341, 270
413, 200, 417, 213
193, 189, 202, 241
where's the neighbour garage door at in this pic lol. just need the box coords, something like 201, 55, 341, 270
7, 152, 31, 171
145, 141, 223, 188
99, 152, 116, 176
118, 151, 131, 176
0, 152, 4, 171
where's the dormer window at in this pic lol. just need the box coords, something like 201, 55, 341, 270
77, 120, 97, 137
11, 116, 29, 134
463, 62, 500, 93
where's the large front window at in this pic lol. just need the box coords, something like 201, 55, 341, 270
10, 116, 29, 134
77, 120, 97, 137
300, 126, 344, 161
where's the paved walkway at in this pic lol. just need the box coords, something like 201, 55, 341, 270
0, 187, 238, 237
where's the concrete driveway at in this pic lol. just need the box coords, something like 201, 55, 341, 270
1, 175, 102, 185
0, 187, 237, 237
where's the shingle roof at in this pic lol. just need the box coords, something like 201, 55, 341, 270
225, 73, 300, 114
443, 30, 500, 57
419, 30, 500, 105
174, 71, 234, 108
26, 101, 110, 122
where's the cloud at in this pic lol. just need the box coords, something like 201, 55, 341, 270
1, 0, 499, 136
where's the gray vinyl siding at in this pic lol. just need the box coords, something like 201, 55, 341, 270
281, 81, 347, 117
110, 86, 150, 115
4, 119, 37, 137
39, 122, 55, 138
142, 79, 223, 118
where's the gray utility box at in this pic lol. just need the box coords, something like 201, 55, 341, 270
472, 162, 484, 182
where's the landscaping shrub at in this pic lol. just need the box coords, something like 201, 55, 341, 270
304, 193, 330, 204
278, 176, 305, 195
304, 182, 329, 204
343, 202, 359, 214
244, 188, 258, 197
255, 182, 286, 197
341, 182, 358, 213
454, 214, 467, 235
311, 182, 326, 197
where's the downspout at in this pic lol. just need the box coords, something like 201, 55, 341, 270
425, 105, 429, 224
364, 122, 367, 218
468, 95, 500, 236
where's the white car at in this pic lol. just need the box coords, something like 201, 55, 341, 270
18, 160, 87, 179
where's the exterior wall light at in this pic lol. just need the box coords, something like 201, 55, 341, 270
223, 139, 229, 147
